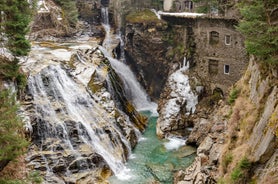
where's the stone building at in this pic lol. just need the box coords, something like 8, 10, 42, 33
192, 18, 247, 94
164, 0, 194, 12
160, 15, 248, 94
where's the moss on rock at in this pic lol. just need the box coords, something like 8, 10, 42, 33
126, 9, 161, 24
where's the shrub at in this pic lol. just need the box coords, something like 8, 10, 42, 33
239, 157, 251, 169
228, 88, 240, 105
0, 58, 27, 90
222, 153, 233, 172
230, 157, 252, 183
231, 167, 243, 182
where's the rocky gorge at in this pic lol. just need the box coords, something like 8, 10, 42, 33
0, 0, 277, 184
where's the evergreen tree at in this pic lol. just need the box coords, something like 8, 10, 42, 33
192, 0, 219, 14
54, 0, 78, 28
237, 0, 278, 64
0, 89, 29, 171
0, 0, 32, 56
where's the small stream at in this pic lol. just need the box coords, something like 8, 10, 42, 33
109, 111, 196, 184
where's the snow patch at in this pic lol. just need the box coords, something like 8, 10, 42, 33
163, 68, 198, 121
158, 11, 205, 18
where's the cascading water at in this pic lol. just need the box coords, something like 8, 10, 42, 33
21, 40, 149, 183
99, 4, 196, 184
27, 64, 130, 175
100, 6, 157, 114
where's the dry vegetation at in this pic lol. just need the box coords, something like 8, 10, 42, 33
30, 0, 74, 39
216, 64, 276, 183
0, 155, 28, 181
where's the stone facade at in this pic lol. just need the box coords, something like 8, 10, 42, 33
164, 0, 194, 12
192, 18, 248, 94
161, 15, 248, 94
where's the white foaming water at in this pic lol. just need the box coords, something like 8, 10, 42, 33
100, 6, 157, 115
99, 47, 158, 113
100, 6, 159, 181
164, 137, 186, 151
28, 65, 131, 176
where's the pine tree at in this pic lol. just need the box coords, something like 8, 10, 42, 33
54, 0, 78, 28
193, 0, 219, 14
237, 0, 278, 64
0, 89, 29, 171
0, 0, 32, 56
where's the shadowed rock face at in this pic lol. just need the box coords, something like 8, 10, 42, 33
124, 21, 179, 101
101, 0, 110, 7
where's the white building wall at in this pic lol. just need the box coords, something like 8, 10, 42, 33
163, 0, 174, 11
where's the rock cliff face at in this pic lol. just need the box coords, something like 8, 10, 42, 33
124, 12, 187, 100
30, 0, 107, 41
125, 21, 171, 100
124, 12, 247, 138
123, 9, 276, 183
21, 42, 146, 183
175, 59, 278, 183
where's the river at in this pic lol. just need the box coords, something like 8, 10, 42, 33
109, 111, 196, 184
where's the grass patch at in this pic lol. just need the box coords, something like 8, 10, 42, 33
0, 171, 42, 184
239, 157, 251, 169
230, 157, 252, 183
228, 88, 240, 105
231, 167, 243, 182
222, 153, 233, 172
126, 9, 160, 23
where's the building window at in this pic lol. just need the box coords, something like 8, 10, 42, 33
225, 35, 231, 45
209, 31, 219, 45
224, 64, 230, 74
185, 1, 193, 11
209, 59, 219, 75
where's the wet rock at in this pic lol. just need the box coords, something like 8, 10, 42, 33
23, 46, 144, 183
157, 69, 198, 138
124, 19, 174, 101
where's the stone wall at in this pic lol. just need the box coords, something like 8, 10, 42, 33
191, 18, 248, 94
161, 15, 248, 95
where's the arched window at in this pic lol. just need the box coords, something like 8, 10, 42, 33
209, 31, 219, 45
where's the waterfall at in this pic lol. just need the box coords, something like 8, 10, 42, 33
101, 7, 109, 25
100, 7, 157, 114
27, 64, 132, 178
